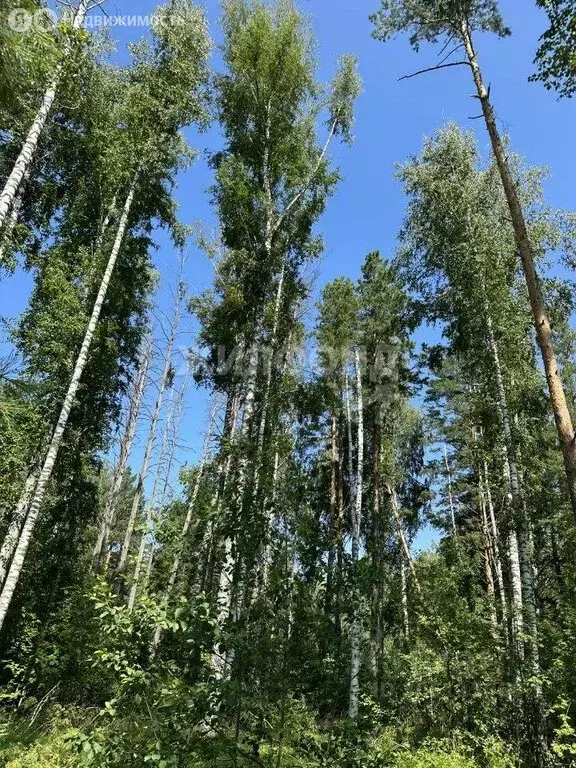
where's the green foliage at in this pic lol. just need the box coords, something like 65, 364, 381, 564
0, 0, 60, 121
532, 0, 576, 98
1, 4, 576, 768
370, 0, 510, 49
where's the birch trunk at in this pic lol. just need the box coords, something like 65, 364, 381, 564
485, 305, 546, 759
482, 461, 507, 623
194, 392, 239, 594
0, 165, 31, 267
0, 0, 90, 232
461, 18, 576, 519
0, 472, 37, 589
479, 481, 497, 626
212, 342, 259, 677
349, 347, 363, 720
127, 383, 180, 612
0, 176, 137, 630
369, 414, 383, 694
92, 338, 151, 573
151, 406, 215, 653
400, 554, 410, 642
325, 412, 339, 617
388, 485, 422, 598
443, 444, 458, 538
486, 309, 528, 645
142, 376, 190, 595
252, 266, 285, 501
114, 285, 181, 591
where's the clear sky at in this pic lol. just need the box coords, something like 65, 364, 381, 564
0, 0, 574, 537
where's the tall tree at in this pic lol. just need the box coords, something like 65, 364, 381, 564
532, 0, 576, 98
0, 0, 210, 631
371, 0, 576, 520
0, 0, 90, 233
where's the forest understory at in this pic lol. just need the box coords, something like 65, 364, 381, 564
1, 0, 576, 766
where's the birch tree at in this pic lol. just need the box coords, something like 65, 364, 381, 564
372, 0, 576, 520
200, 0, 359, 678
0, 0, 90, 233
0, 0, 210, 630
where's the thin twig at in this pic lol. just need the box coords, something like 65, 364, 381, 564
399, 61, 471, 81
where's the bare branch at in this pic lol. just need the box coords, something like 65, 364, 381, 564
399, 61, 471, 81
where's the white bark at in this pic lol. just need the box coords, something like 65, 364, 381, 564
400, 555, 410, 641
92, 337, 151, 573
0, 165, 31, 266
482, 461, 507, 623
388, 485, 422, 598
131, 373, 190, 610
443, 444, 457, 538
0, 175, 137, 630
349, 347, 363, 720
115, 289, 181, 590
150, 405, 215, 652
211, 344, 259, 677
486, 308, 530, 652
0, 472, 37, 588
0, 0, 90, 232
193, 393, 239, 594
251, 265, 285, 502
127, 384, 177, 612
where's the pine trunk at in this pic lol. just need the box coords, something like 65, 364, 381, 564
462, 18, 576, 520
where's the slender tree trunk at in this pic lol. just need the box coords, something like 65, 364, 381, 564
486, 310, 529, 643
0, 472, 37, 589
485, 305, 546, 762
141, 375, 190, 596
150, 408, 215, 653
335, 408, 345, 638
212, 344, 259, 677
400, 553, 410, 642
370, 413, 383, 696
194, 392, 239, 595
0, 0, 90, 232
443, 444, 458, 537
92, 337, 151, 574
127, 381, 181, 612
261, 449, 281, 591
325, 412, 339, 617
115, 283, 181, 592
388, 485, 422, 598
349, 347, 363, 720
251, 265, 285, 503
479, 479, 498, 626
0, 175, 138, 630
344, 368, 355, 506
0, 165, 30, 267
461, 18, 576, 519
483, 461, 507, 623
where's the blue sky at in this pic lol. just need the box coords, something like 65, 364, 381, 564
1, 0, 573, 536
